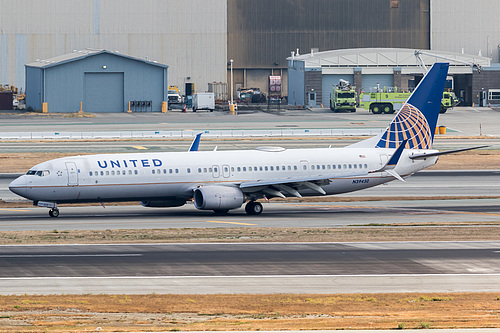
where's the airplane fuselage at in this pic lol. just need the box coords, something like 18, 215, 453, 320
9, 147, 438, 206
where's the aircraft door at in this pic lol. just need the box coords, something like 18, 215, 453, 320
379, 154, 388, 168
222, 165, 230, 178
300, 160, 310, 175
65, 162, 79, 186
212, 165, 220, 178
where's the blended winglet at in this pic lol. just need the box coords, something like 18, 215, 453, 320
188, 133, 203, 152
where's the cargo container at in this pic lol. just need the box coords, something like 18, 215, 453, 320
192, 92, 215, 112
208, 82, 228, 102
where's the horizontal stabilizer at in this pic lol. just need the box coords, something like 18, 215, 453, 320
410, 145, 489, 159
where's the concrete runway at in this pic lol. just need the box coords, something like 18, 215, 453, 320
0, 241, 499, 295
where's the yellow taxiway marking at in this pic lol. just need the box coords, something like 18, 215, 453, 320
206, 220, 257, 226
132, 146, 148, 150
0, 208, 29, 212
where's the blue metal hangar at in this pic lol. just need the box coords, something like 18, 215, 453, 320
25, 49, 168, 113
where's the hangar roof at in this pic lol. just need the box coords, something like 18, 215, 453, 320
26, 49, 168, 69
288, 48, 490, 74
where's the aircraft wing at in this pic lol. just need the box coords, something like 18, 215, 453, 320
238, 171, 369, 198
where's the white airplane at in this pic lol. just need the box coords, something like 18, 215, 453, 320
9, 63, 485, 217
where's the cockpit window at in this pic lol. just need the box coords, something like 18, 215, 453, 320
27, 170, 50, 177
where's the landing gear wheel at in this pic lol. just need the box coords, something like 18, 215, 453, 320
49, 208, 59, 218
245, 201, 263, 215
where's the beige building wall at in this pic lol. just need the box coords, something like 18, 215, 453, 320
0, 0, 227, 95
431, 0, 500, 62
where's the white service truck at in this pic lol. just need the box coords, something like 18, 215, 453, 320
192, 92, 215, 112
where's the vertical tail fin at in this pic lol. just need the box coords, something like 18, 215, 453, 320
376, 62, 449, 149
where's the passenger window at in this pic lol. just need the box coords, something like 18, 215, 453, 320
264, 166, 268, 171
270, 166, 274, 171
175, 169, 179, 173
294, 166, 298, 170
354, 164, 357, 169
152, 170, 155, 174
303, 165, 307, 170
169, 169, 173, 174
163, 169, 167, 174
89, 171, 93, 176
343, 164, 347, 169
135, 170, 138, 175
349, 164, 352, 169
311, 165, 315, 170
204, 168, 208, 173
198, 168, 202, 173
100, 171, 104, 176
364, 164, 368, 168
187, 168, 191, 173
359, 164, 363, 169
259, 166, 263, 171
122, 170, 126, 175
322, 165, 325, 170
243, 167, 246, 172
327, 165, 331, 169
237, 167, 241, 172
106, 171, 110, 175
332, 165, 336, 169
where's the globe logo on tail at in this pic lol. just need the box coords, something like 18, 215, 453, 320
376, 103, 432, 149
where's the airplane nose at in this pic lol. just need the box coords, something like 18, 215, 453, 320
9, 175, 28, 198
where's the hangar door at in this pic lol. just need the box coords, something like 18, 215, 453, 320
322, 75, 354, 107
84, 73, 124, 112
361, 75, 394, 93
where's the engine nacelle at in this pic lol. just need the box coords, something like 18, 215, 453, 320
193, 186, 245, 211
140, 199, 186, 207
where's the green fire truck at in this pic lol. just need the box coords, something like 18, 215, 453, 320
359, 88, 459, 114
329, 79, 356, 112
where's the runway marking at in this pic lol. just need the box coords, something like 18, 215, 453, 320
132, 146, 148, 150
2, 273, 500, 279
0, 208, 29, 212
0, 254, 142, 258
206, 220, 257, 226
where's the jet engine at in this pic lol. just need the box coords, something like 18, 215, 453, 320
140, 199, 186, 207
193, 186, 245, 211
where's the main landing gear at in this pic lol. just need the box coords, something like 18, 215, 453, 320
49, 208, 60, 217
245, 201, 263, 215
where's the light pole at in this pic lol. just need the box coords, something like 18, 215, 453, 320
229, 59, 234, 108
